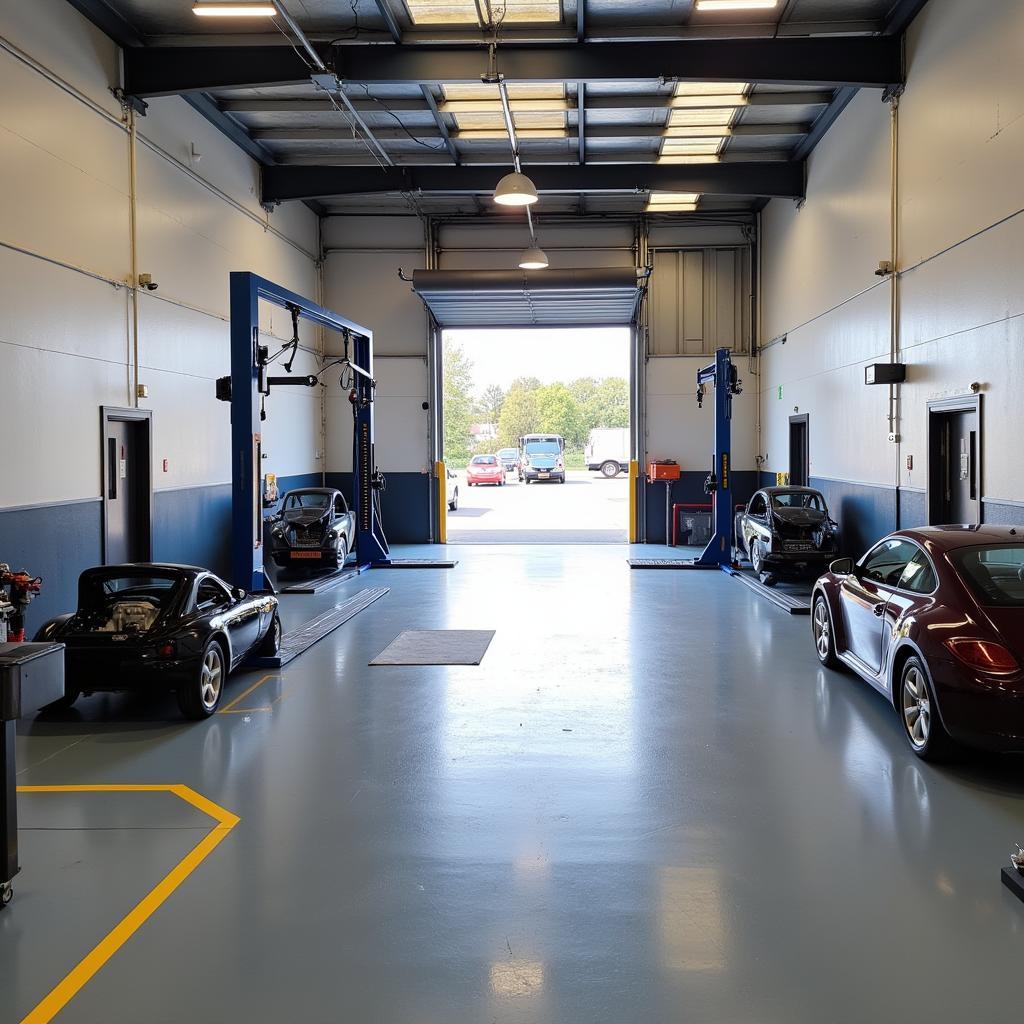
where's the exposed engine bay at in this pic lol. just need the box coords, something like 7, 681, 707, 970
93, 599, 161, 634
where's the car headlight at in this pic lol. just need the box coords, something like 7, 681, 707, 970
272, 526, 284, 538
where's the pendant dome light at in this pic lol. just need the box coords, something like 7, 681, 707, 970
518, 245, 549, 270
494, 171, 539, 207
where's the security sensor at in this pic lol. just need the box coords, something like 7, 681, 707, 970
970, 381, 982, 393
875, 260, 894, 277
138, 273, 158, 291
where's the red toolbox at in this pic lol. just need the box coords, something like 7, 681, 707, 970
647, 460, 681, 481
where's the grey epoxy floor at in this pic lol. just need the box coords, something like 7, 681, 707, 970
4, 544, 1024, 1022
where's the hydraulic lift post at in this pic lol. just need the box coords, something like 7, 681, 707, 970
692, 346, 742, 570
226, 272, 390, 591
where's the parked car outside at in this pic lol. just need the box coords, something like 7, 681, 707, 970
735, 486, 839, 585
447, 468, 459, 511
519, 434, 566, 484
467, 454, 506, 486
812, 526, 1024, 759
34, 564, 280, 718
497, 447, 521, 474
269, 488, 355, 569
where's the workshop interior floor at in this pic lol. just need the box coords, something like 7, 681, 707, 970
5, 544, 1024, 1022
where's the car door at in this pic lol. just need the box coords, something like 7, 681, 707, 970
197, 575, 259, 661
744, 492, 769, 554
879, 548, 938, 684
839, 539, 919, 673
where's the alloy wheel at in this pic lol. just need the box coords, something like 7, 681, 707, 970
813, 600, 831, 660
200, 647, 224, 712
902, 666, 931, 749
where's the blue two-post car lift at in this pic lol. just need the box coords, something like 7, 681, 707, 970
225, 272, 391, 593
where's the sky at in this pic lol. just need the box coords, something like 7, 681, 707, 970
445, 327, 631, 399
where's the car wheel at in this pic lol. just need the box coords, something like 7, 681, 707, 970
337, 537, 349, 567
177, 640, 226, 719
258, 613, 282, 657
899, 656, 956, 761
448, 495, 458, 511
812, 594, 841, 669
600, 461, 619, 478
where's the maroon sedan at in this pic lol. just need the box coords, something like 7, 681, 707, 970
812, 526, 1024, 760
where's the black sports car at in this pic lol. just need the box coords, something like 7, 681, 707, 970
268, 488, 356, 569
34, 564, 280, 718
734, 486, 840, 585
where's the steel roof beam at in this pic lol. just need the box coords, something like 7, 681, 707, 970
262, 160, 804, 203
124, 36, 902, 97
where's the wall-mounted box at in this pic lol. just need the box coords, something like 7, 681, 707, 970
865, 363, 906, 385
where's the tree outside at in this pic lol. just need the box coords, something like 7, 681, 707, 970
443, 337, 629, 468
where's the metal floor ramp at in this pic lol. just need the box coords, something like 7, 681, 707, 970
627, 559, 718, 569
374, 559, 458, 568
247, 587, 389, 668
279, 567, 360, 594
727, 570, 811, 615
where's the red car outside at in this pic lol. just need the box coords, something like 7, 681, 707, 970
812, 525, 1024, 759
466, 454, 506, 487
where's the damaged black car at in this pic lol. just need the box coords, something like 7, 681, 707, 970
268, 488, 356, 569
734, 487, 840, 585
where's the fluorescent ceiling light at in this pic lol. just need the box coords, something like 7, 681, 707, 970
457, 128, 568, 139
661, 139, 723, 155
406, 0, 560, 24
674, 82, 748, 96
671, 93, 747, 109
695, 0, 778, 10
668, 109, 736, 126
494, 171, 539, 206
193, 2, 277, 14
519, 245, 549, 270
665, 125, 732, 138
647, 193, 701, 212
658, 155, 721, 164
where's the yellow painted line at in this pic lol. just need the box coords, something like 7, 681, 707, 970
217, 672, 277, 714
217, 705, 272, 715
15, 784, 239, 1024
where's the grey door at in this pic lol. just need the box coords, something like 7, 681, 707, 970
104, 419, 148, 564
945, 411, 978, 524
789, 417, 808, 487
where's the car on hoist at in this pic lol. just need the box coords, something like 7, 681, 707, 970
269, 487, 356, 569
34, 564, 280, 719
812, 526, 1024, 759
734, 486, 840, 585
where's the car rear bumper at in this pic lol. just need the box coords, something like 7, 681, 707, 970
762, 549, 837, 573
523, 470, 564, 481
934, 668, 1024, 751
65, 651, 196, 692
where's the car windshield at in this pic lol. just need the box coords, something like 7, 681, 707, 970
950, 545, 1024, 606
498, 449, 517, 458
525, 441, 560, 455
284, 492, 330, 509
472, 456, 498, 465
772, 491, 824, 511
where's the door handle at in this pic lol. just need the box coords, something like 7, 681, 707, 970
873, 603, 885, 617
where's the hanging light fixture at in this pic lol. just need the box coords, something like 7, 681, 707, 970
494, 171, 539, 206
518, 245, 549, 270
193, 2, 277, 15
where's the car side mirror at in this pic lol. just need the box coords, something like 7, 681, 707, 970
232, 586, 246, 601
830, 557, 855, 576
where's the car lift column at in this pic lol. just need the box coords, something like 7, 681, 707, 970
693, 347, 742, 570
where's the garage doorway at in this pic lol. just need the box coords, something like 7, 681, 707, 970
441, 327, 632, 543
100, 406, 153, 564
927, 396, 982, 525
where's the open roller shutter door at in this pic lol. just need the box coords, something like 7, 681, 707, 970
411, 268, 644, 328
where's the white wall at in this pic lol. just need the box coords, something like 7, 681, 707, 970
759, 0, 1024, 506
0, 0, 320, 512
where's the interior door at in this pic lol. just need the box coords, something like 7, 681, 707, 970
105, 421, 132, 564
840, 539, 919, 673
946, 411, 978, 524
789, 417, 809, 487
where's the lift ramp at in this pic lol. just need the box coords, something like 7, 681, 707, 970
247, 587, 389, 669
279, 567, 361, 594
726, 569, 811, 615
374, 559, 458, 568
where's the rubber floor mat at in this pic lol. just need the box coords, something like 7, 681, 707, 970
370, 629, 494, 665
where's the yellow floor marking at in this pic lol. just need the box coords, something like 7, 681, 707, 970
15, 784, 239, 1024
217, 672, 278, 714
